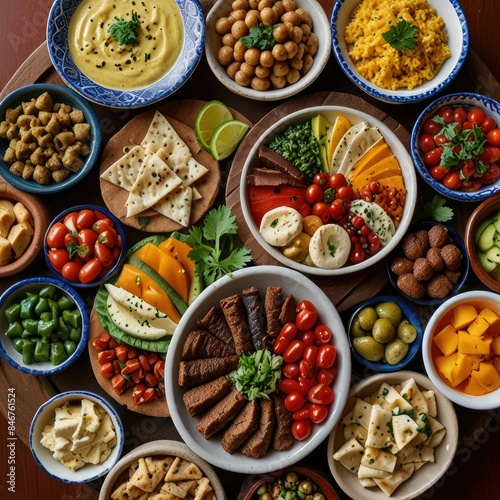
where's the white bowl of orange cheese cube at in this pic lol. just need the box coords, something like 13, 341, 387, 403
422, 290, 500, 410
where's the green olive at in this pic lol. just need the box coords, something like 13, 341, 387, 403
372, 318, 396, 344
353, 336, 384, 362
385, 338, 409, 365
350, 319, 367, 338
356, 306, 378, 330
397, 319, 418, 344
376, 301, 402, 327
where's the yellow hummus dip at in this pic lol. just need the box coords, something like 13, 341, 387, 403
68, 0, 184, 90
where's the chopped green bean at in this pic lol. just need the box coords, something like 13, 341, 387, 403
39, 285, 57, 299
64, 339, 77, 357
34, 339, 51, 362
4, 303, 21, 323
50, 341, 68, 366
34, 297, 49, 316
5, 321, 23, 339
58, 295, 74, 311
22, 338, 36, 365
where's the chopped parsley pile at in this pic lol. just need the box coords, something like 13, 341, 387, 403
108, 11, 141, 45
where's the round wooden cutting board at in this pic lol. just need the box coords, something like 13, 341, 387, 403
99, 99, 251, 232
226, 91, 411, 313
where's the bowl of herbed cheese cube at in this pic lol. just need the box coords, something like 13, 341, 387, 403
29, 390, 124, 483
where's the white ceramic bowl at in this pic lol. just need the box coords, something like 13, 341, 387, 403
240, 105, 417, 276
327, 371, 458, 500
422, 290, 500, 410
30, 390, 124, 483
165, 265, 351, 474
99, 440, 226, 500
0, 83, 101, 194
411, 92, 500, 202
0, 277, 90, 376
205, 0, 331, 101
47, 0, 205, 108
331, 0, 469, 104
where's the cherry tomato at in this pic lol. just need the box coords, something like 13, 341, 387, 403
295, 309, 318, 332
438, 106, 454, 124
481, 117, 496, 134
453, 106, 467, 124
63, 212, 79, 232
317, 367, 337, 385
273, 336, 290, 355
429, 165, 447, 181
302, 345, 318, 365
312, 172, 329, 189
417, 133, 436, 153
284, 391, 306, 412
317, 344, 337, 369
79, 257, 103, 283
61, 261, 82, 282
99, 228, 119, 248
309, 403, 329, 424
279, 322, 299, 341
46, 222, 69, 248
291, 419, 312, 441
78, 228, 99, 249
300, 330, 316, 346
282, 363, 300, 379
434, 134, 448, 146
461, 159, 476, 179
484, 146, 500, 163
298, 376, 316, 396
292, 407, 310, 421
336, 185, 355, 203
92, 218, 114, 234
467, 107, 486, 125
312, 202, 331, 224
487, 128, 500, 147
462, 178, 483, 191
305, 184, 324, 204
64, 233, 78, 251
95, 242, 115, 267
329, 199, 345, 221
328, 173, 347, 190
442, 170, 462, 190
481, 163, 500, 184
299, 359, 316, 379
76, 209, 97, 230
297, 300, 316, 313
314, 324, 332, 344
283, 339, 306, 363
423, 118, 442, 135
308, 383, 334, 405
48, 248, 70, 272
423, 147, 443, 167
299, 203, 312, 218
279, 378, 301, 395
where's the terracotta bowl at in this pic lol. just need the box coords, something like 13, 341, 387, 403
0, 176, 50, 278
464, 192, 500, 293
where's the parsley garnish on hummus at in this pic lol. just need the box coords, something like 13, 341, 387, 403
383, 19, 418, 51
108, 11, 141, 45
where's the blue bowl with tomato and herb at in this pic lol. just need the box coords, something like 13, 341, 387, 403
411, 92, 500, 202
44, 205, 127, 288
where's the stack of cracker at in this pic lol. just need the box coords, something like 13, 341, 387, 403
110, 455, 216, 500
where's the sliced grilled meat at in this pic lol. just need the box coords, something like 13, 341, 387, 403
241, 398, 275, 459
197, 306, 235, 350
220, 293, 254, 355
178, 356, 239, 389
182, 376, 232, 417
242, 287, 267, 351
258, 145, 305, 181
221, 400, 260, 454
181, 329, 235, 360
271, 392, 294, 451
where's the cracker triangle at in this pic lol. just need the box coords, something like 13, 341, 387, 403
164, 457, 203, 482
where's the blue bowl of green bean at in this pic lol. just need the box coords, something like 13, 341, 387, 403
0, 276, 89, 375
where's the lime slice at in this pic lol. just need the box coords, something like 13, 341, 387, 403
194, 100, 233, 151
209, 119, 250, 161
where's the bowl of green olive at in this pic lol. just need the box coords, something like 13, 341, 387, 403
347, 295, 423, 372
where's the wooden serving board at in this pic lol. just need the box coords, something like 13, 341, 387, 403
226, 91, 410, 313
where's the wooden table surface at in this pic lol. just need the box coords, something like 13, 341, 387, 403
1, 1, 500, 499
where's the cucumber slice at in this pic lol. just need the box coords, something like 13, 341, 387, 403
477, 222, 497, 252
477, 251, 498, 273
484, 245, 500, 264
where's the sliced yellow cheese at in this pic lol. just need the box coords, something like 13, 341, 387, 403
471, 362, 500, 392
346, 141, 391, 180
457, 331, 492, 355
451, 304, 478, 330
349, 156, 402, 192
327, 114, 352, 169
433, 324, 458, 356
467, 314, 490, 337
464, 375, 489, 396
377, 175, 407, 194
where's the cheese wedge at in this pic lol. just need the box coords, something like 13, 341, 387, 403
337, 128, 383, 176
346, 141, 392, 180
330, 122, 368, 173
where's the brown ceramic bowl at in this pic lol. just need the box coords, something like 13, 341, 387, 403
464, 193, 500, 293
0, 176, 50, 278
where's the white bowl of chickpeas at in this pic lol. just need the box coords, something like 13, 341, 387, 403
205, 0, 331, 100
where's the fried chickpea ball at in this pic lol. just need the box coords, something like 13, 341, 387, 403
218, 45, 234, 66
413, 257, 434, 281
222, 33, 237, 48
428, 224, 450, 248
261, 6, 278, 26
427, 274, 453, 299
440, 244, 462, 271
401, 232, 426, 261
260, 50, 275, 68
244, 47, 261, 66
272, 24, 289, 43
240, 61, 256, 76
251, 76, 271, 91
426, 247, 445, 272
286, 68, 300, 84
232, 0, 249, 10
231, 19, 249, 39
282, 0, 297, 12
215, 17, 233, 35
397, 273, 426, 299
226, 61, 241, 79
235, 70, 252, 86
255, 65, 271, 78
229, 9, 247, 22
272, 44, 288, 61
270, 73, 287, 88
273, 60, 290, 77
233, 41, 247, 62
245, 11, 260, 29
390, 256, 414, 276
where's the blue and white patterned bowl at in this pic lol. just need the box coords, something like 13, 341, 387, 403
331, 0, 469, 104
411, 93, 500, 202
30, 391, 124, 483
47, 0, 205, 109
0, 277, 89, 376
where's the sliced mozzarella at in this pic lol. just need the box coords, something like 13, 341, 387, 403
349, 199, 395, 246
259, 206, 303, 247
330, 122, 368, 173
308, 223, 350, 269
337, 129, 383, 177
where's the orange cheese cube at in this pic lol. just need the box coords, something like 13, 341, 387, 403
467, 314, 490, 337
433, 325, 458, 356
492, 337, 500, 356
451, 305, 478, 330
479, 307, 500, 328
471, 362, 500, 392
434, 352, 472, 387
464, 374, 489, 396
457, 331, 492, 355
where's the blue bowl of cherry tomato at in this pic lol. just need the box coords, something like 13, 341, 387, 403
44, 205, 126, 288
411, 92, 500, 202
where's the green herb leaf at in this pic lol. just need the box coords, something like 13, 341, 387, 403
185, 205, 253, 286
382, 19, 418, 51
227, 350, 283, 400
108, 11, 141, 45
418, 195, 454, 223
240, 23, 277, 51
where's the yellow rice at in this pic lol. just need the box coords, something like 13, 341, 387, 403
344, 0, 451, 90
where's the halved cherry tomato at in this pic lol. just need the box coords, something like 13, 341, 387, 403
291, 420, 312, 441
46, 222, 69, 248
283, 339, 305, 363
100, 362, 115, 379
92, 218, 115, 234
481, 163, 500, 184
99, 228, 118, 248
309, 403, 328, 424
93, 332, 111, 351
317, 344, 337, 369
79, 258, 103, 283
484, 146, 500, 163
308, 383, 334, 405
284, 391, 306, 412
111, 374, 127, 395
132, 383, 147, 405
461, 159, 476, 179
115, 345, 129, 364
76, 209, 97, 230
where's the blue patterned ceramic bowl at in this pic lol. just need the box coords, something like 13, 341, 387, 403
411, 93, 500, 202
0, 277, 90, 376
30, 391, 124, 483
47, 0, 205, 108
0, 83, 101, 194
331, 0, 469, 104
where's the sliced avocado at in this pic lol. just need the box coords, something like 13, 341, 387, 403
311, 114, 331, 172
477, 222, 497, 252
188, 273, 205, 305
477, 251, 498, 273
484, 245, 500, 264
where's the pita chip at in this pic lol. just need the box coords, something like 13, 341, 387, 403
153, 185, 193, 227
165, 457, 203, 482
